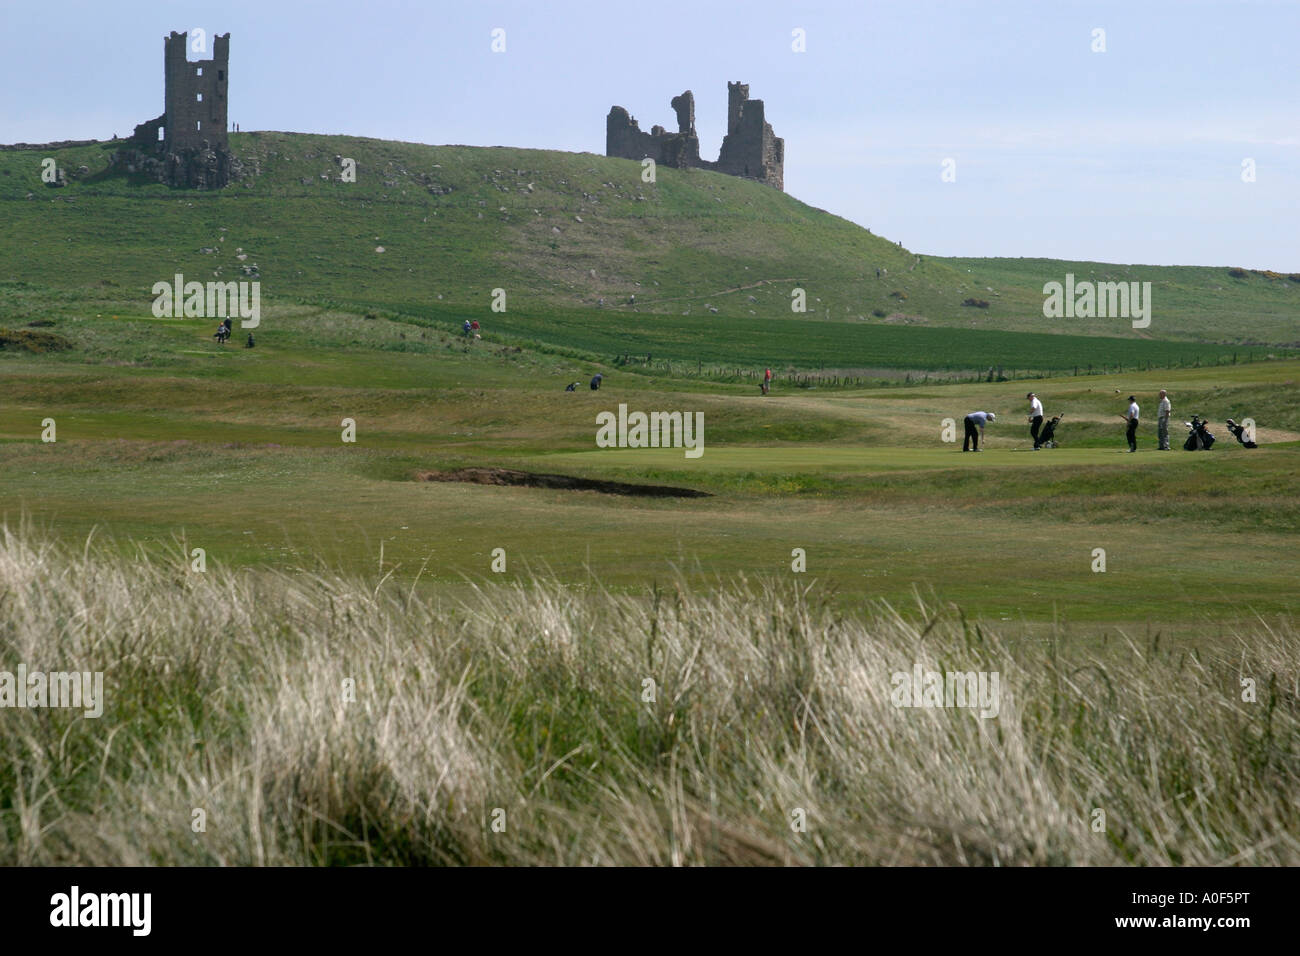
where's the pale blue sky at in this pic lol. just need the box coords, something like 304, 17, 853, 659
5, 0, 1297, 269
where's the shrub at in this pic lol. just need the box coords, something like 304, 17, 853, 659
962, 298, 990, 308
1227, 268, 1248, 279
0, 327, 74, 352
889, 290, 907, 300
872, 309, 887, 318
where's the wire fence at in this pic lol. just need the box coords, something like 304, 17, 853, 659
611, 351, 1277, 389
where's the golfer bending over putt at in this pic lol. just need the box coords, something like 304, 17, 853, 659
963, 411, 995, 451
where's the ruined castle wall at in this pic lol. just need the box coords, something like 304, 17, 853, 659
606, 107, 659, 163
120, 30, 234, 188
164, 31, 229, 152
716, 96, 784, 190
606, 107, 699, 169
606, 82, 783, 190
726, 82, 748, 136
670, 91, 695, 135
132, 115, 166, 147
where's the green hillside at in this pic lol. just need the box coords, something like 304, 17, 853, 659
2, 132, 1297, 375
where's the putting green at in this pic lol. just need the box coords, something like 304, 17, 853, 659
542, 444, 1192, 474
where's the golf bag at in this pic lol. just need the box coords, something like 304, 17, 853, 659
1226, 420, 1257, 448
1037, 414, 1063, 448
1183, 416, 1215, 450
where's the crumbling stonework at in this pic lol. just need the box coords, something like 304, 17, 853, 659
116, 31, 233, 188
606, 82, 784, 190
606, 89, 701, 171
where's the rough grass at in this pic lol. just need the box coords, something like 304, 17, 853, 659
0, 327, 73, 352
2, 526, 1296, 866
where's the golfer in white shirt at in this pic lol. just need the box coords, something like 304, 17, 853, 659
1027, 392, 1045, 449
1125, 396, 1140, 452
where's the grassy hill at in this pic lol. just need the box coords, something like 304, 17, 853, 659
2, 133, 1297, 377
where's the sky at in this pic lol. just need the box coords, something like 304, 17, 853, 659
4, 0, 1297, 269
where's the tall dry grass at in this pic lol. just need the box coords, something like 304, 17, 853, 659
0, 524, 1296, 865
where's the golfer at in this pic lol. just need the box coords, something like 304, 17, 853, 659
1027, 392, 1044, 449
1156, 389, 1171, 450
962, 411, 995, 451
1125, 396, 1139, 452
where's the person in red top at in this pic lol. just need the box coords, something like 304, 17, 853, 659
762, 367, 772, 395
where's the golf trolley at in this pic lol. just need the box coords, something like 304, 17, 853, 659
1183, 415, 1216, 450
1037, 414, 1063, 448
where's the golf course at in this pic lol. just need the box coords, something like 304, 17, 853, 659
2, 134, 1298, 866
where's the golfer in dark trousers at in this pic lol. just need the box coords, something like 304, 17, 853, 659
1125, 396, 1139, 452
963, 411, 995, 451
1027, 392, 1044, 449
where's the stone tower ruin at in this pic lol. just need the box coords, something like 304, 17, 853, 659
606, 82, 784, 190
122, 31, 233, 188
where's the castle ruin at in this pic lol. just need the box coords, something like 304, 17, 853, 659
120, 31, 233, 188
606, 82, 784, 190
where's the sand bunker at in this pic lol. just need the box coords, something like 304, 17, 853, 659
417, 467, 711, 498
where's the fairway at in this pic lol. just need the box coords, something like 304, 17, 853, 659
5, 336, 1297, 633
